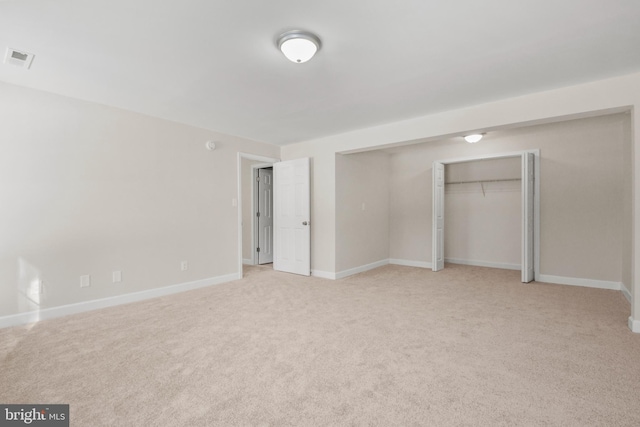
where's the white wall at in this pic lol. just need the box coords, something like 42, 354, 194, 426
335, 151, 390, 273
0, 81, 279, 318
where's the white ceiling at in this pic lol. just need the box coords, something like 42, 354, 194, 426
1, 1, 639, 146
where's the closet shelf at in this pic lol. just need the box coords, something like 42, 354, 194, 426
445, 178, 521, 185
445, 178, 521, 197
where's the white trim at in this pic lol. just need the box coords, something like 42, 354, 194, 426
533, 150, 541, 282
251, 167, 257, 265
242, 258, 254, 265
335, 259, 389, 279
389, 259, 433, 269
311, 270, 336, 280
436, 150, 538, 165
621, 283, 632, 304
445, 258, 520, 271
537, 274, 622, 291
629, 317, 640, 333
0, 273, 238, 329
237, 152, 280, 279
251, 162, 273, 170
316, 259, 434, 279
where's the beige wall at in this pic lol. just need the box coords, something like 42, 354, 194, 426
0, 81, 279, 317
388, 114, 628, 282
335, 151, 390, 273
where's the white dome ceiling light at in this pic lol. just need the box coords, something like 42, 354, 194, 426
277, 30, 321, 63
464, 133, 485, 143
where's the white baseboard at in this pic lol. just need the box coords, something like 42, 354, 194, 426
335, 259, 389, 280
537, 274, 622, 291
445, 258, 520, 271
315, 258, 432, 280
311, 270, 336, 280
629, 317, 640, 333
621, 283, 632, 304
388, 259, 433, 269
0, 273, 238, 330
242, 258, 254, 265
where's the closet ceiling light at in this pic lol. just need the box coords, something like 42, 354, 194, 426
464, 134, 484, 143
277, 30, 321, 63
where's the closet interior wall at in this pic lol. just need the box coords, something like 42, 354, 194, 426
445, 158, 522, 269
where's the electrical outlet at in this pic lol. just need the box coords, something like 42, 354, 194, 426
181, 261, 188, 271
80, 275, 91, 288
112, 270, 122, 283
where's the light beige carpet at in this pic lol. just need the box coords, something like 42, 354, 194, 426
1, 264, 639, 426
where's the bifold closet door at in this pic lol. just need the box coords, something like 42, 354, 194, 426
432, 161, 445, 272
521, 153, 534, 283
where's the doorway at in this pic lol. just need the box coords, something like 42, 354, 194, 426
237, 153, 278, 277
432, 150, 540, 282
236, 153, 311, 278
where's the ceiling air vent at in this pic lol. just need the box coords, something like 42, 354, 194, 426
4, 48, 35, 69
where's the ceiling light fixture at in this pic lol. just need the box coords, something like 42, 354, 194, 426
464, 133, 484, 143
277, 30, 321, 63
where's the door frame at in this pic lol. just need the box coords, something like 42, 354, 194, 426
237, 153, 280, 278
432, 149, 541, 281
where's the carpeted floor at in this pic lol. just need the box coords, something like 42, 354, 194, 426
1, 264, 639, 426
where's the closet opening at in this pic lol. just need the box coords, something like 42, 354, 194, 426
432, 150, 539, 283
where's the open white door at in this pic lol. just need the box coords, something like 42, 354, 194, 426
274, 158, 310, 276
522, 153, 535, 283
432, 161, 445, 271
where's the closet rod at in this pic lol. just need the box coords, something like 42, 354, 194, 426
445, 178, 521, 185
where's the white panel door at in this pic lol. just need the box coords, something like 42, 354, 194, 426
432, 161, 445, 271
274, 158, 310, 276
257, 168, 273, 264
522, 153, 535, 282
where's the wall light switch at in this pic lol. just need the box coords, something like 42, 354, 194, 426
232, 198, 238, 207
112, 271, 122, 283
80, 275, 91, 288
362, 203, 366, 211
31, 279, 43, 295
181, 261, 188, 271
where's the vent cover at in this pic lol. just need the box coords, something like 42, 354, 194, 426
4, 48, 35, 69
